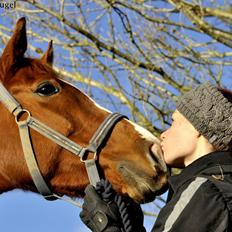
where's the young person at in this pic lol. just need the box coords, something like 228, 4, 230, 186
80, 82, 232, 232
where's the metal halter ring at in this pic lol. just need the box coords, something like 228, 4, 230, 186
15, 109, 31, 125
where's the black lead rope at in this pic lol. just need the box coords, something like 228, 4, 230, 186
95, 180, 133, 232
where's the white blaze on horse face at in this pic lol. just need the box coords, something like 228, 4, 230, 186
128, 120, 164, 168
93, 102, 112, 113
128, 120, 159, 143
92, 97, 159, 145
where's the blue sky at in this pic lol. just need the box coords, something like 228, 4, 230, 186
0, 190, 87, 232
0, 189, 162, 231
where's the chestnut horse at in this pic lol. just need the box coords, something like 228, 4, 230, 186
0, 18, 167, 206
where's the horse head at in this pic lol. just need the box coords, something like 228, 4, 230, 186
0, 18, 168, 204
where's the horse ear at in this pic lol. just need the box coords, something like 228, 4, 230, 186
41, 40, 53, 66
0, 17, 27, 79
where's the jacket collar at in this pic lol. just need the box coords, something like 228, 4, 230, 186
168, 151, 232, 193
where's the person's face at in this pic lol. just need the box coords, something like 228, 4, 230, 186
160, 110, 200, 168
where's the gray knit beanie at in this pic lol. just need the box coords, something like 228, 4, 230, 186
176, 82, 232, 151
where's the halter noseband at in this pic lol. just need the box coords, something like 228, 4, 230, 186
0, 82, 127, 202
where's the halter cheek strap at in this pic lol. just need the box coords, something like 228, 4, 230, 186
0, 82, 127, 202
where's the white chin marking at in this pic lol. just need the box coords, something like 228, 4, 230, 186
128, 120, 159, 143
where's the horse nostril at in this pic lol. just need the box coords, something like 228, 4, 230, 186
149, 144, 167, 173
149, 148, 159, 164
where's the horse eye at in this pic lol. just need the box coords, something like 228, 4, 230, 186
35, 82, 59, 96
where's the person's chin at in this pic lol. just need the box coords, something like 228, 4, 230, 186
163, 155, 184, 169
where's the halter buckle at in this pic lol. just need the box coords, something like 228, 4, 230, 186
79, 147, 97, 162
79, 148, 100, 187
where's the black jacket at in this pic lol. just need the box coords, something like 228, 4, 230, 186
152, 151, 232, 232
